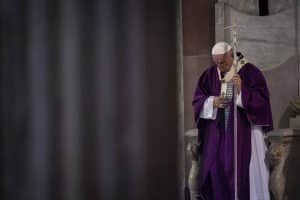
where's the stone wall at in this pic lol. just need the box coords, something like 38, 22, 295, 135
182, 0, 216, 131
219, 0, 293, 15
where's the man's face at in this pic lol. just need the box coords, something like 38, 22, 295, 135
212, 51, 233, 73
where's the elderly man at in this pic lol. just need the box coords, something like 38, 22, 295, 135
193, 42, 273, 200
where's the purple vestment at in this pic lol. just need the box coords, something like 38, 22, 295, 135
192, 63, 273, 200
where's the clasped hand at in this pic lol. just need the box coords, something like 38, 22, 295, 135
213, 96, 230, 108
214, 74, 242, 108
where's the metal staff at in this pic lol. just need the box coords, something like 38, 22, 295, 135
224, 23, 245, 200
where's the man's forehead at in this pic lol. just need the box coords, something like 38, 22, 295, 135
213, 54, 226, 61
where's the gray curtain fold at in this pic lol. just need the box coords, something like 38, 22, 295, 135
0, 0, 180, 200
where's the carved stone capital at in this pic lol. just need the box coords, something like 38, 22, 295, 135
267, 129, 295, 200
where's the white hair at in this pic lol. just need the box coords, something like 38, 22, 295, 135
211, 41, 232, 55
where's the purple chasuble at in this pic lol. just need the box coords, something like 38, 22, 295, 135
192, 63, 273, 200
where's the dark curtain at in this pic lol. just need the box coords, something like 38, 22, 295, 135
0, 0, 179, 200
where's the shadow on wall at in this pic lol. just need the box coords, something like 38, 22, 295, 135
278, 106, 296, 129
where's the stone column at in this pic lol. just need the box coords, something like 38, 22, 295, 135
267, 120, 300, 200
185, 129, 201, 200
